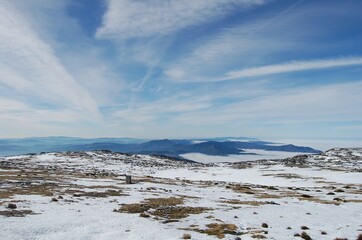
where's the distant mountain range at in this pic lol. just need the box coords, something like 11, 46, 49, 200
0, 136, 321, 158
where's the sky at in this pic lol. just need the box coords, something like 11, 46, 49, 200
0, 0, 362, 142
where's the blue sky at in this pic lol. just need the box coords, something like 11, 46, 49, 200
0, 0, 362, 141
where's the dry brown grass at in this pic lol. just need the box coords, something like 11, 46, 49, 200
181, 223, 239, 239
314, 180, 338, 185
278, 190, 303, 198
151, 206, 211, 219
118, 197, 184, 214
139, 212, 151, 218
344, 199, 362, 203
193, 223, 239, 239
204, 223, 238, 239
228, 184, 299, 200
71, 189, 125, 198
345, 189, 362, 195
0, 167, 124, 199
220, 199, 273, 206
0, 169, 71, 183
299, 197, 341, 205
229, 185, 257, 194
252, 234, 267, 239
145, 197, 184, 206
262, 173, 305, 179
255, 193, 281, 199
119, 204, 149, 213
0, 183, 57, 199
0, 209, 35, 217
118, 197, 211, 220
0, 161, 126, 197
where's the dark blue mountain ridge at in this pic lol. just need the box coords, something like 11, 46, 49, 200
54, 141, 246, 157
193, 137, 259, 142
0, 137, 321, 157
138, 139, 189, 151
228, 142, 319, 153
184, 141, 244, 156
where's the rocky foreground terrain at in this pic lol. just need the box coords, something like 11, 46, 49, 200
0, 148, 361, 240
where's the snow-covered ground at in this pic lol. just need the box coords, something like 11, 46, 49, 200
0, 149, 361, 240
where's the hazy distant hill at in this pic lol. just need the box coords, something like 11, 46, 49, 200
0, 136, 321, 158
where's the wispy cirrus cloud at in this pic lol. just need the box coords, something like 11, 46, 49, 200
1, 0, 361, 140
97, 0, 267, 40
173, 80, 362, 127
163, 25, 295, 82
167, 56, 362, 83
163, 1, 362, 83
0, 1, 99, 117
163, 8, 306, 82
222, 57, 362, 80
96, 0, 270, 94
106, 80, 362, 139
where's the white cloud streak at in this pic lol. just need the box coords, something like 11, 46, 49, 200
0, 1, 99, 117
163, 1, 362, 83
163, 16, 304, 82
97, 0, 266, 39
223, 57, 362, 80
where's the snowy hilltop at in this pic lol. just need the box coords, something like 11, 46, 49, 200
0, 149, 361, 240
